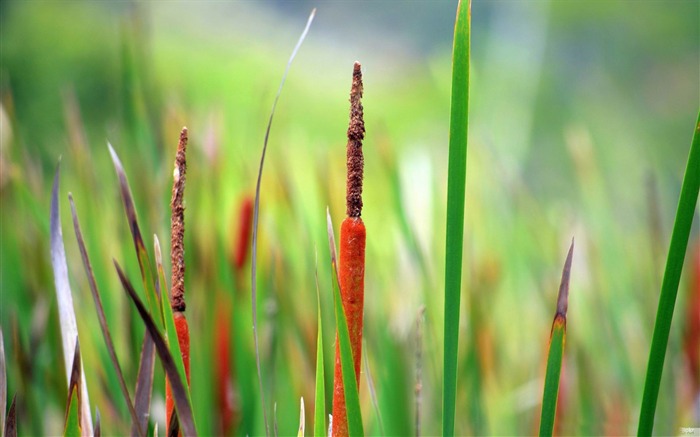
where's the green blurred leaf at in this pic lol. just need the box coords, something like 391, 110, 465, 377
639, 111, 700, 435
443, 1, 470, 435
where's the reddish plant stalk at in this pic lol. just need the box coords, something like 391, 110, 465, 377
233, 195, 254, 274
332, 61, 366, 437
166, 127, 190, 435
684, 239, 700, 393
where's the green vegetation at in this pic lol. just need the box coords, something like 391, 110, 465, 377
1, 1, 698, 435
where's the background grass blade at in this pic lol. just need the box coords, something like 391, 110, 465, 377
94, 408, 100, 437
297, 398, 305, 437
0, 328, 5, 436
68, 194, 143, 437
442, 1, 471, 435
4, 395, 15, 437
326, 209, 363, 437
250, 10, 315, 436
64, 340, 83, 437
114, 261, 198, 437
639, 111, 700, 435
50, 163, 93, 435
539, 239, 574, 436
313, 262, 326, 437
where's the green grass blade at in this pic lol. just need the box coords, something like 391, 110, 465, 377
63, 340, 83, 437
313, 262, 326, 437
639, 111, 700, 435
250, 11, 315, 435
326, 209, 364, 437
443, 1, 471, 435
154, 236, 198, 436
539, 239, 574, 436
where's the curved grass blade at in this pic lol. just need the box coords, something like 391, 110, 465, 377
68, 194, 144, 437
326, 209, 363, 437
108, 144, 159, 434
4, 395, 15, 437
363, 342, 384, 437
114, 261, 197, 437
50, 163, 93, 435
64, 339, 83, 437
313, 261, 326, 437
539, 239, 574, 436
0, 328, 5, 436
639, 111, 700, 435
443, 1, 471, 435
250, 10, 315, 436
298, 398, 305, 437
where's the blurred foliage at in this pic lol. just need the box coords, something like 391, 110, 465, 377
0, 0, 698, 435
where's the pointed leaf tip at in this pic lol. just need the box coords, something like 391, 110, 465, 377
556, 238, 575, 318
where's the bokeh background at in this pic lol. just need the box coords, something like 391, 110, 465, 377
1, 1, 698, 435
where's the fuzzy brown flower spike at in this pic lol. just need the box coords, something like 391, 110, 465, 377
346, 61, 365, 218
170, 127, 188, 312
166, 127, 190, 436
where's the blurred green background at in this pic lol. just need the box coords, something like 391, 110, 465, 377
1, 1, 698, 435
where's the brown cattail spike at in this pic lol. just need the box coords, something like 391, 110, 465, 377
346, 61, 365, 218
170, 127, 188, 312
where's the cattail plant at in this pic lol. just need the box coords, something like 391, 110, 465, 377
166, 127, 191, 434
332, 61, 366, 437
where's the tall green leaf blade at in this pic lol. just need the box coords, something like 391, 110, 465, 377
154, 235, 195, 430
50, 163, 93, 435
250, 11, 316, 436
443, 1, 471, 436
326, 209, 364, 437
313, 264, 326, 437
539, 239, 574, 436
639, 111, 700, 435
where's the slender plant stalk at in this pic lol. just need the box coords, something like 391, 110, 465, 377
443, 1, 471, 435
539, 239, 574, 436
639, 111, 700, 435
251, 11, 315, 435
332, 61, 367, 437
166, 127, 191, 435
314, 262, 327, 437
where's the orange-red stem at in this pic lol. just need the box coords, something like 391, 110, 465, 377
332, 216, 366, 437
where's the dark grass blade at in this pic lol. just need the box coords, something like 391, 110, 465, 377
250, 10, 315, 437
114, 261, 197, 437
443, 1, 471, 435
167, 409, 180, 437
64, 339, 83, 437
94, 408, 100, 437
313, 259, 326, 437
108, 144, 159, 434
107, 143, 162, 324
539, 239, 574, 437
326, 209, 364, 437
639, 111, 700, 435
0, 328, 5, 436
154, 235, 195, 436
4, 395, 15, 437
50, 163, 93, 435
68, 194, 144, 437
